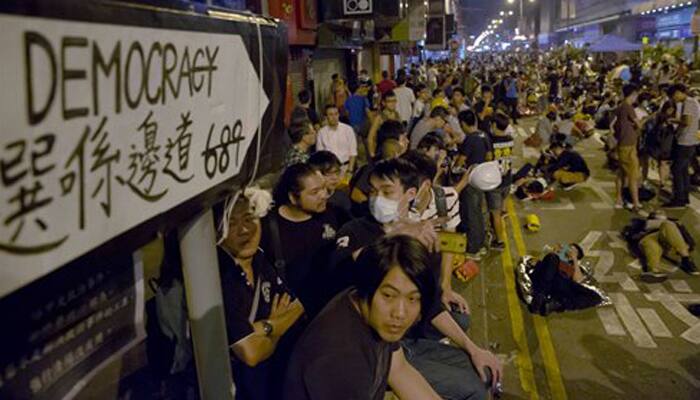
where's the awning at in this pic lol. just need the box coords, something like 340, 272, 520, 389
588, 34, 642, 53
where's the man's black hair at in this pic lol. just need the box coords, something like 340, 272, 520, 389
430, 106, 449, 119
382, 90, 397, 101
298, 89, 311, 105
458, 110, 477, 126
622, 83, 638, 98
325, 104, 339, 114
377, 120, 407, 147
481, 84, 493, 94
355, 235, 437, 317
417, 132, 446, 152
273, 163, 317, 206
670, 83, 688, 96
402, 150, 438, 182
369, 158, 420, 192
432, 88, 443, 97
308, 151, 341, 174
396, 75, 406, 86
451, 87, 465, 97
414, 83, 427, 93
382, 70, 389, 79
288, 121, 311, 144
348, 81, 359, 94
492, 112, 510, 131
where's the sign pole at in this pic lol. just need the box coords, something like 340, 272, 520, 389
179, 209, 235, 400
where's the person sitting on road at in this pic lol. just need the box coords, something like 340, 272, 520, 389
216, 188, 305, 400
332, 158, 503, 400
283, 236, 444, 400
622, 211, 698, 282
548, 142, 590, 190
529, 243, 604, 316
349, 120, 409, 217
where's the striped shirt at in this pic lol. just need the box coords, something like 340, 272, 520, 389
410, 186, 461, 231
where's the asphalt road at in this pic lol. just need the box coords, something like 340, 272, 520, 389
458, 117, 700, 400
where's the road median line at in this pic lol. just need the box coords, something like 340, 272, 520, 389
506, 197, 568, 400
499, 213, 540, 399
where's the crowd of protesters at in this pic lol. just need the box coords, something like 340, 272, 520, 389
208, 49, 700, 400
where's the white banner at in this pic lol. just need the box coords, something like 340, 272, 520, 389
0, 15, 269, 298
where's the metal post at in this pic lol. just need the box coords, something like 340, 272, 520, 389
179, 209, 235, 400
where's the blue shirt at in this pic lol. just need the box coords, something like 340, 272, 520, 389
345, 95, 369, 128
506, 78, 518, 99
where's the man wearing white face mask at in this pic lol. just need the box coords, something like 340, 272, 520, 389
330, 158, 503, 400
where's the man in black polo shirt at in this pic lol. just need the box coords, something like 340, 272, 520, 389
216, 188, 305, 400
333, 159, 502, 400
261, 163, 340, 316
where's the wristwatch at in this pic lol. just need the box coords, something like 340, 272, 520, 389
262, 320, 274, 337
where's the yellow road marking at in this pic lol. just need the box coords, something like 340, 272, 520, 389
506, 197, 568, 400
500, 217, 540, 399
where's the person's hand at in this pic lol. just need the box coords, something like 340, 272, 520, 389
268, 293, 292, 320
442, 289, 470, 314
385, 219, 439, 252
471, 348, 503, 390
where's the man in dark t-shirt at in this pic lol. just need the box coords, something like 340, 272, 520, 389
613, 84, 642, 210
456, 110, 491, 256
549, 142, 590, 189
261, 164, 341, 316
284, 236, 442, 400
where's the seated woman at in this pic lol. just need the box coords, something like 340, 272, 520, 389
216, 188, 306, 400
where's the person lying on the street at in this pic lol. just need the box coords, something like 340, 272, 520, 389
528, 243, 604, 316
283, 236, 445, 400
216, 188, 306, 400
331, 158, 503, 400
621, 211, 698, 282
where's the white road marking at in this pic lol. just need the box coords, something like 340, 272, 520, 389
610, 292, 657, 348
597, 308, 627, 336
669, 279, 693, 293
522, 146, 540, 160
580, 231, 604, 254
637, 308, 673, 338
628, 259, 642, 270
585, 179, 615, 209
590, 250, 615, 280
680, 322, 700, 345
523, 197, 576, 210
605, 231, 627, 249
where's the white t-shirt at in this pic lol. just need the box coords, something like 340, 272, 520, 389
316, 122, 358, 164
410, 186, 461, 231
413, 99, 427, 120
394, 86, 416, 123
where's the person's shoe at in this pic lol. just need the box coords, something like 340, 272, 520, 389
465, 251, 483, 261
562, 182, 580, 191
640, 271, 668, 283
680, 258, 700, 276
662, 200, 688, 209
490, 240, 506, 252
